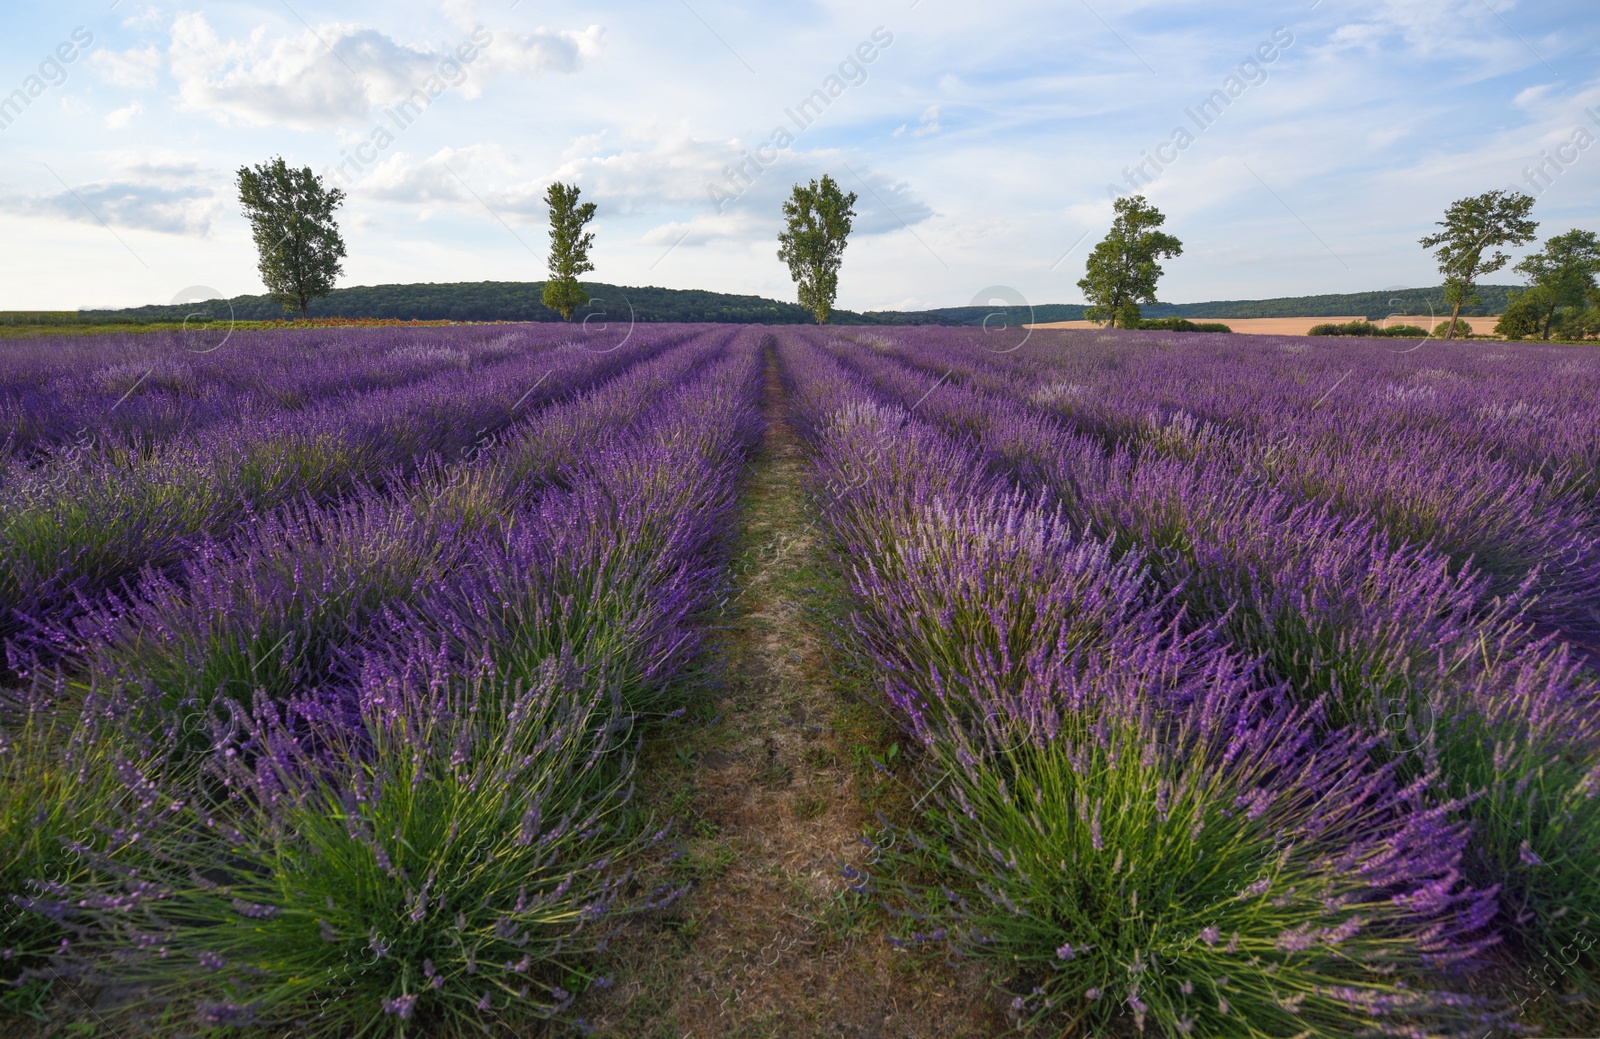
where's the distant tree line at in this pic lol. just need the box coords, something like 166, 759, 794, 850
76, 282, 969, 326
75, 284, 1533, 329
92, 155, 1578, 337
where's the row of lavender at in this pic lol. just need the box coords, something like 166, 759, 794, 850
838, 327, 1600, 641
0, 326, 561, 469
0, 323, 696, 653
782, 329, 1600, 1036
1, 327, 764, 1033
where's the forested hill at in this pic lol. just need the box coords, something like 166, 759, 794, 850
1141, 285, 1517, 320
76, 281, 1519, 326
76, 282, 943, 326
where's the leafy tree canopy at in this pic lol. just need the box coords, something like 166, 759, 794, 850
236, 157, 347, 318
777, 175, 858, 324
542, 182, 597, 321
1419, 189, 1537, 339
1078, 195, 1183, 329
1513, 228, 1600, 340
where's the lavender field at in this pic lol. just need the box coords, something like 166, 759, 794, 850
2, 324, 1598, 1038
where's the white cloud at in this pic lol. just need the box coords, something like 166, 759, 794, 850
91, 45, 163, 89
1317, 0, 1560, 78
555, 126, 737, 212
362, 147, 480, 205
482, 26, 605, 77
105, 102, 144, 129
845, 169, 935, 236
122, 5, 164, 31
894, 104, 943, 139
440, 0, 481, 32
356, 127, 933, 252
0, 181, 220, 236
164, 14, 602, 129
119, 158, 207, 180
641, 212, 765, 248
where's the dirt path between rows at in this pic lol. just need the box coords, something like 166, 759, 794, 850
588, 344, 1005, 1038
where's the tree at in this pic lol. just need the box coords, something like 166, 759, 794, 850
1493, 288, 1551, 340
1570, 291, 1600, 341
236, 157, 347, 319
1077, 195, 1183, 329
777, 175, 858, 325
1513, 229, 1600, 340
542, 183, 597, 321
1419, 189, 1537, 340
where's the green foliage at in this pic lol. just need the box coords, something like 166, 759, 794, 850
0, 692, 164, 1001
82, 500, 449, 736
541, 183, 597, 322
1133, 318, 1232, 333
1308, 320, 1428, 338
1495, 288, 1552, 340
1513, 229, 1600, 341
1564, 302, 1600, 341
1419, 189, 1538, 339
777, 175, 858, 324
236, 157, 348, 318
1428, 660, 1600, 996
64, 284, 1530, 329
59, 658, 656, 1037
872, 715, 1484, 1038
1078, 196, 1183, 328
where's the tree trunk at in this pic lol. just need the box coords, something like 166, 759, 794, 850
1541, 303, 1557, 341
1445, 299, 1463, 340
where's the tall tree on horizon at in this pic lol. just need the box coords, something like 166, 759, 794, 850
1514, 228, 1600, 341
1078, 196, 1183, 329
236, 157, 347, 319
542, 182, 597, 321
778, 175, 858, 325
1420, 189, 1538, 340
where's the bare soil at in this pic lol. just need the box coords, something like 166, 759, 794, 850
585, 347, 1007, 1038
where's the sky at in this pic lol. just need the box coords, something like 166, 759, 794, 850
0, 0, 1596, 314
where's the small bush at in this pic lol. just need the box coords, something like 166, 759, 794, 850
64, 493, 454, 728
1, 683, 165, 1006
43, 650, 672, 1037
1431, 639, 1600, 995
862, 662, 1497, 1038
1494, 289, 1550, 340
1563, 305, 1600, 340
812, 432, 1500, 1036
1306, 320, 1440, 338
1309, 320, 1379, 337
1135, 318, 1233, 334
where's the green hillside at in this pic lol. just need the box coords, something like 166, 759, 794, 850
76, 282, 955, 327
1138, 285, 1516, 320
70, 281, 1517, 328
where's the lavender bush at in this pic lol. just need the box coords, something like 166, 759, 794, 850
780, 332, 1502, 1035
1, 326, 761, 1033
43, 651, 660, 1036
